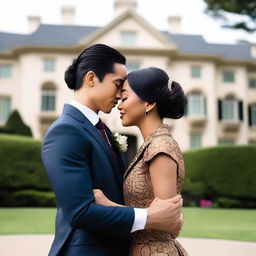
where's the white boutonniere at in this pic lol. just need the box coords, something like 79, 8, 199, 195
113, 132, 128, 152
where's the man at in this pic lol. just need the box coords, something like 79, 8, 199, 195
42, 44, 183, 256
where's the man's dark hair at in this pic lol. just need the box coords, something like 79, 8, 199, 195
65, 44, 126, 90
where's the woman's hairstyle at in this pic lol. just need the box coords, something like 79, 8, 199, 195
127, 67, 187, 119
64, 44, 126, 90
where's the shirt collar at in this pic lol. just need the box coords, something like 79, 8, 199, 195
69, 100, 99, 126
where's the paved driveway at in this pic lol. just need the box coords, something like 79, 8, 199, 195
0, 235, 255, 256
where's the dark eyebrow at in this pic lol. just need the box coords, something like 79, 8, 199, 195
121, 88, 128, 93
114, 78, 125, 85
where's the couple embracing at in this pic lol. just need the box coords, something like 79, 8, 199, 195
42, 44, 188, 256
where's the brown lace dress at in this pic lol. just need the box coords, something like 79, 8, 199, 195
123, 125, 188, 256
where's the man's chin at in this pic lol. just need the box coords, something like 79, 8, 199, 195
101, 108, 112, 114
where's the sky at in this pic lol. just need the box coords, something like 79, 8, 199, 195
0, 0, 255, 44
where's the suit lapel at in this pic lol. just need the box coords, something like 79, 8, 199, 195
63, 104, 119, 175
82, 119, 118, 170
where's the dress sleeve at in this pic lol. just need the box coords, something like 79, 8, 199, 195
144, 135, 179, 166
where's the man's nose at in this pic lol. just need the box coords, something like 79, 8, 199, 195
116, 88, 122, 99
117, 101, 122, 111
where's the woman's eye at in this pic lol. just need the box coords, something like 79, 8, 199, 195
121, 97, 127, 102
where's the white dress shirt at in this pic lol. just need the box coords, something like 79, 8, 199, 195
69, 100, 147, 232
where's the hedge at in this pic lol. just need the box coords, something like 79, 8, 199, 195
0, 190, 56, 207
1, 134, 256, 208
183, 146, 256, 208
0, 134, 53, 206
0, 135, 50, 190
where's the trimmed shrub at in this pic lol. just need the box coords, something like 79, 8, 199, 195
0, 134, 53, 206
0, 135, 50, 191
13, 190, 56, 207
214, 197, 242, 208
3, 110, 32, 136
0, 190, 56, 207
183, 146, 256, 208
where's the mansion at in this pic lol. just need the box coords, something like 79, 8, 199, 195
0, 0, 256, 154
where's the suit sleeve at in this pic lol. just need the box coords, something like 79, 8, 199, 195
42, 123, 134, 237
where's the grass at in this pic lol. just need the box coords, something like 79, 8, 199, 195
0, 207, 256, 242
180, 207, 256, 242
0, 208, 55, 234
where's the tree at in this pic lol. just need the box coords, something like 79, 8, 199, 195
3, 110, 32, 136
203, 0, 256, 32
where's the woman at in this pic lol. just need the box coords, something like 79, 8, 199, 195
94, 67, 188, 256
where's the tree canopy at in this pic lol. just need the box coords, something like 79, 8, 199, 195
203, 0, 256, 32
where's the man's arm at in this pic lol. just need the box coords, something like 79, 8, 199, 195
42, 123, 134, 237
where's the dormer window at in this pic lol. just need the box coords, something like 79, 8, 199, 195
120, 31, 137, 45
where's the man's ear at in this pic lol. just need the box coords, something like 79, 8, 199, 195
146, 102, 156, 113
84, 71, 96, 87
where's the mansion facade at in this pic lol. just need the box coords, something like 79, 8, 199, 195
0, 0, 256, 152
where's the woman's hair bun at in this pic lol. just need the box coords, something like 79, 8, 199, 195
158, 81, 188, 119
64, 58, 77, 90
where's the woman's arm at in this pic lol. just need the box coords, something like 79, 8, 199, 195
149, 153, 177, 199
148, 153, 183, 237
93, 189, 125, 207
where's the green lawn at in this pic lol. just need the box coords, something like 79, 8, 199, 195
180, 208, 256, 242
0, 207, 256, 242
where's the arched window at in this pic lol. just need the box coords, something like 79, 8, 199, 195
41, 83, 56, 112
187, 91, 206, 117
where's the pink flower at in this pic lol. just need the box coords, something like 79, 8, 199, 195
200, 199, 213, 208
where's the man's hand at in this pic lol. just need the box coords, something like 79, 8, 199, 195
145, 195, 183, 234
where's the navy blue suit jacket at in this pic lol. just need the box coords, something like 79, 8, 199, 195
42, 104, 134, 256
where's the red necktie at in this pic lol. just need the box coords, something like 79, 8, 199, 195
95, 119, 120, 169
95, 119, 111, 148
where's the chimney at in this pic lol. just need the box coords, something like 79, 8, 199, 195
28, 16, 40, 34
168, 16, 181, 34
61, 6, 75, 25
114, 0, 137, 16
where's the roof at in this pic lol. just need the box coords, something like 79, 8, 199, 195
0, 23, 255, 62
164, 32, 255, 61
0, 24, 99, 50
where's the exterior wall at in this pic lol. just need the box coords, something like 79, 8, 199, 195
94, 17, 169, 49
1, 50, 256, 150
0, 15, 256, 151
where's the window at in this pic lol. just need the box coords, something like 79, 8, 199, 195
219, 139, 234, 145
43, 59, 55, 72
0, 97, 11, 124
249, 104, 256, 126
126, 61, 140, 72
41, 88, 56, 111
222, 99, 239, 121
222, 71, 235, 83
187, 93, 206, 117
249, 78, 256, 88
120, 31, 137, 45
190, 134, 201, 149
191, 66, 201, 78
0, 65, 12, 78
